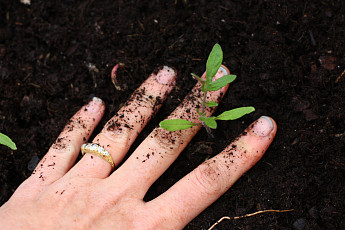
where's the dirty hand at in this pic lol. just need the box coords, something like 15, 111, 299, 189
0, 66, 276, 229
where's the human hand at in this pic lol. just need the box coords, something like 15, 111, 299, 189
0, 65, 276, 229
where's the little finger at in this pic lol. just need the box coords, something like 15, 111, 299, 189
27, 97, 105, 186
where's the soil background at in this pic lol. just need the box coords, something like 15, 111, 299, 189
1, 0, 345, 229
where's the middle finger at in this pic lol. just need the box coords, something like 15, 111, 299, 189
110, 65, 230, 197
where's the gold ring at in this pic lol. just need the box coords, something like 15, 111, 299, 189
81, 143, 115, 170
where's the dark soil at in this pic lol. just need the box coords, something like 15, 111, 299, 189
1, 0, 344, 229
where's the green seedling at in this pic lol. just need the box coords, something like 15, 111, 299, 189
0, 132, 17, 150
159, 44, 255, 137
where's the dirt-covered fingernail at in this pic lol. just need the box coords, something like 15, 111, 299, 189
86, 97, 104, 114
213, 64, 230, 81
156, 66, 176, 84
252, 116, 274, 137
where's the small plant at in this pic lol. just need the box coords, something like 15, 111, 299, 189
0, 132, 17, 150
159, 44, 255, 137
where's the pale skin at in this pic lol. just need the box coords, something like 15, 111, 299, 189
0, 65, 277, 229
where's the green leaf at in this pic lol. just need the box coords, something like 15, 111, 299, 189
216, 107, 255, 120
204, 117, 217, 129
159, 119, 197, 131
191, 73, 205, 82
206, 44, 223, 86
0, 133, 17, 150
206, 101, 218, 107
208, 75, 237, 91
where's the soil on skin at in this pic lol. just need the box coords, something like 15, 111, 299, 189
1, 1, 344, 229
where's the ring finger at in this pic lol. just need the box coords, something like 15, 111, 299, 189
69, 66, 177, 178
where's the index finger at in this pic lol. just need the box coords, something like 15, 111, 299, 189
148, 116, 277, 229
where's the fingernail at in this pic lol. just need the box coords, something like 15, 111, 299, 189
86, 97, 103, 113
156, 66, 176, 84
213, 64, 230, 81
252, 116, 274, 137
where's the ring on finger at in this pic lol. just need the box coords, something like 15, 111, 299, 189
81, 143, 115, 170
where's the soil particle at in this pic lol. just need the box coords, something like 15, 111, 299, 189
293, 218, 306, 230
51, 137, 67, 150
47, 163, 55, 167
27, 155, 40, 171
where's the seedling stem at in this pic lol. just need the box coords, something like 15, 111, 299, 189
159, 44, 255, 136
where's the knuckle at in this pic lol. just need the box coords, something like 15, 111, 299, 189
51, 135, 74, 152
96, 131, 129, 152
63, 116, 89, 133
129, 88, 163, 113
191, 160, 228, 196
151, 128, 184, 153
104, 115, 133, 134
48, 139, 76, 169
